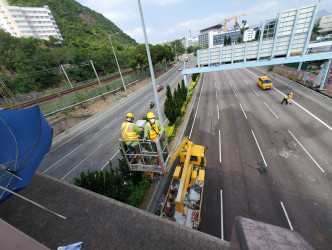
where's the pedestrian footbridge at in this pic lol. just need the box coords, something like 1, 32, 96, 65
183, 3, 332, 89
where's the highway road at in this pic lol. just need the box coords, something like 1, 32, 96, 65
183, 67, 332, 249
38, 60, 193, 181
38, 58, 332, 249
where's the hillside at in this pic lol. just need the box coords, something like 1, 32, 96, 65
8, 0, 135, 48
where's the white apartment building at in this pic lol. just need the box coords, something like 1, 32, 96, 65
185, 37, 199, 47
0, 0, 62, 40
319, 14, 332, 34
243, 29, 256, 42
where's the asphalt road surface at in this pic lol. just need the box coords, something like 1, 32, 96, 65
183, 67, 332, 249
39, 61, 331, 249
38, 60, 193, 181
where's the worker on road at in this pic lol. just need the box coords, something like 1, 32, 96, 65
288, 93, 293, 105
281, 94, 289, 105
122, 113, 143, 164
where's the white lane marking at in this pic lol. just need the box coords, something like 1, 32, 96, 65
49, 115, 112, 153
219, 130, 221, 163
250, 87, 259, 96
215, 81, 217, 89
264, 102, 278, 119
225, 73, 229, 80
244, 67, 258, 77
245, 68, 332, 131
189, 77, 205, 139
243, 78, 249, 85
233, 89, 238, 99
239, 103, 247, 119
216, 90, 218, 100
112, 128, 121, 137
288, 130, 325, 173
220, 190, 224, 240
217, 104, 220, 120
93, 118, 118, 136
100, 149, 120, 171
251, 130, 267, 167
280, 202, 294, 231
43, 144, 83, 173
163, 118, 168, 125
61, 144, 103, 180
228, 80, 233, 87
273, 87, 332, 131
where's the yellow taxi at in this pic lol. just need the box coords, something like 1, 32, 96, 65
257, 76, 273, 90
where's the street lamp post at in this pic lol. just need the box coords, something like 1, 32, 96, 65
108, 33, 127, 96
137, 0, 169, 150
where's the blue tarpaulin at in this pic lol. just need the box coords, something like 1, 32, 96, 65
0, 106, 52, 203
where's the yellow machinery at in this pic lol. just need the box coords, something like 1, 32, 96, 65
160, 137, 206, 229
219, 11, 254, 31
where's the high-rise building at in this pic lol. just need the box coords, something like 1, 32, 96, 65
318, 14, 332, 34
185, 37, 199, 48
0, 0, 62, 40
243, 29, 257, 42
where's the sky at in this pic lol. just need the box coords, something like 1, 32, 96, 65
76, 0, 332, 44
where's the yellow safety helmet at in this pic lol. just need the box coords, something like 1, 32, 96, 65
147, 112, 155, 119
126, 113, 134, 119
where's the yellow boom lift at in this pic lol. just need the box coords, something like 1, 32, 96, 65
160, 137, 206, 229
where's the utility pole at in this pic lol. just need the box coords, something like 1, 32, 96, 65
60, 64, 73, 88
90, 60, 101, 86
108, 33, 127, 96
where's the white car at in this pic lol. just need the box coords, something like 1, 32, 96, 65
179, 68, 182, 71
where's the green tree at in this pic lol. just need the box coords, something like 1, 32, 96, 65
227, 37, 232, 45
164, 85, 177, 124
170, 39, 186, 56
255, 29, 260, 40
311, 23, 321, 41
240, 20, 249, 35
237, 36, 243, 43
224, 36, 227, 46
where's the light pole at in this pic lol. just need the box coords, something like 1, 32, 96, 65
108, 33, 127, 96
137, 0, 168, 149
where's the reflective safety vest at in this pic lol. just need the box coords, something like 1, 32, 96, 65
288, 94, 293, 99
284, 95, 288, 99
122, 122, 139, 140
147, 121, 160, 140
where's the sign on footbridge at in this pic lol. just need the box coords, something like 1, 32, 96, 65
182, 3, 332, 87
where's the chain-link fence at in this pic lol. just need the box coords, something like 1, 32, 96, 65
42, 64, 167, 116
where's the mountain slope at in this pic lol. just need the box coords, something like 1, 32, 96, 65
8, 0, 135, 48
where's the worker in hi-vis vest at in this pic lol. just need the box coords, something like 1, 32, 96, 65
144, 112, 165, 154
288, 93, 293, 105
122, 113, 143, 164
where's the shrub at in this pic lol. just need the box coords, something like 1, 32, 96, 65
267, 65, 274, 72
74, 150, 150, 208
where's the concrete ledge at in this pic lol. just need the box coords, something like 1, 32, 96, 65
0, 173, 229, 249
229, 217, 313, 250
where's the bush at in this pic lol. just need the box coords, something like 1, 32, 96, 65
165, 123, 175, 142
74, 150, 150, 208
188, 81, 196, 90
267, 65, 274, 72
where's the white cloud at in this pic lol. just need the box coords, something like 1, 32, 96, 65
125, 27, 153, 43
